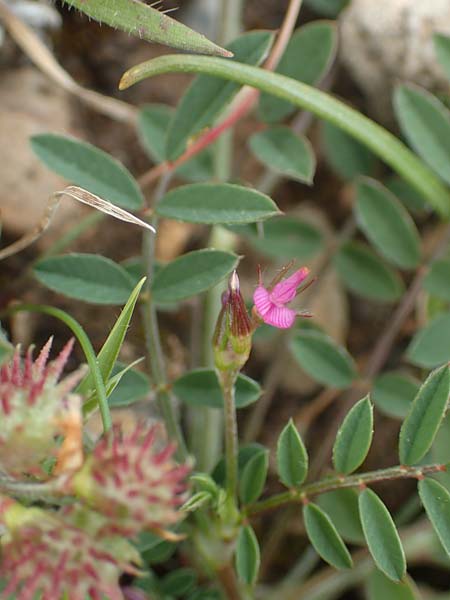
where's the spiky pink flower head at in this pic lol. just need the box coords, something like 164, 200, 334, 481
213, 271, 253, 373
0, 497, 140, 600
0, 337, 85, 478
71, 423, 190, 537
253, 265, 312, 329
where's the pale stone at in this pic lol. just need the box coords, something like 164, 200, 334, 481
0, 67, 85, 239
340, 0, 450, 121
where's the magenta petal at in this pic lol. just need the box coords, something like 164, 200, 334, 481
253, 285, 273, 317
270, 267, 309, 305
262, 305, 297, 329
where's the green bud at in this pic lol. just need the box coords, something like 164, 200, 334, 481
213, 271, 252, 373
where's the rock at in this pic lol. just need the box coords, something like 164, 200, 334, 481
0, 67, 85, 240
340, 0, 450, 122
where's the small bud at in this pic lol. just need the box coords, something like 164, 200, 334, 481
71, 423, 190, 537
213, 271, 252, 373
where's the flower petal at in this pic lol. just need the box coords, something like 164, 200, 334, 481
262, 305, 297, 329
270, 267, 309, 305
253, 285, 273, 317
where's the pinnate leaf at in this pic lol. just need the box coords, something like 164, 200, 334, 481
290, 329, 357, 389
303, 503, 353, 569
173, 369, 261, 409
359, 488, 406, 582
239, 449, 269, 504
399, 364, 450, 466
276, 419, 308, 488
31, 134, 143, 209
249, 126, 316, 183
156, 183, 280, 224
236, 525, 260, 585
355, 178, 421, 270
333, 396, 373, 474
418, 477, 450, 558
151, 249, 238, 303
33, 253, 135, 305
394, 84, 450, 186
334, 241, 404, 303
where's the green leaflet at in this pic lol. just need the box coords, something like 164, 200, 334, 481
151, 249, 239, 303
239, 449, 269, 504
399, 364, 450, 466
303, 503, 353, 569
394, 84, 450, 187
249, 126, 316, 183
419, 478, 450, 558
359, 489, 406, 582
290, 329, 357, 389
276, 419, 308, 488
173, 369, 261, 409
334, 241, 404, 303
156, 183, 280, 224
62, 0, 230, 57
355, 178, 421, 270
406, 313, 450, 368
333, 396, 373, 475
33, 254, 135, 305
236, 526, 260, 585
31, 134, 144, 210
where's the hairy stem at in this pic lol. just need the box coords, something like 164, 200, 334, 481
219, 370, 239, 502
246, 462, 447, 517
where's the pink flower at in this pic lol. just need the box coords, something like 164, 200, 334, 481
253, 266, 311, 329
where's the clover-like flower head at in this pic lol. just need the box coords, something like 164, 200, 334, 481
0, 497, 138, 600
0, 338, 84, 477
72, 423, 190, 536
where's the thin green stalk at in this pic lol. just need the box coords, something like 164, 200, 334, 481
3, 303, 111, 432
188, 0, 244, 474
219, 370, 239, 502
141, 174, 188, 460
246, 462, 447, 516
120, 56, 450, 216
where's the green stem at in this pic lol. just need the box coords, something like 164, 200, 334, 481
246, 462, 447, 516
120, 56, 450, 217
3, 303, 111, 432
219, 370, 239, 502
141, 174, 188, 460
0, 476, 64, 499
